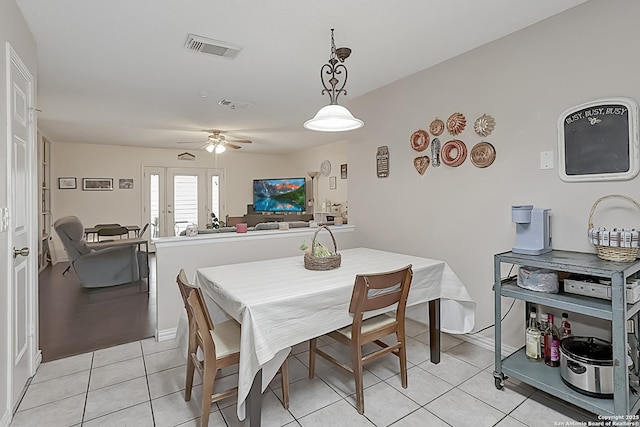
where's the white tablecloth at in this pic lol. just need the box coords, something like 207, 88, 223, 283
187, 247, 475, 420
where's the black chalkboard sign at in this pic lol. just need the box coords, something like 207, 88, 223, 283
558, 98, 639, 182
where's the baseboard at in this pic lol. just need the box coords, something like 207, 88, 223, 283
0, 408, 12, 427
456, 332, 518, 357
33, 350, 42, 373
156, 327, 177, 342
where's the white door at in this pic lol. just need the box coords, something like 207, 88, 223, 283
167, 168, 207, 236
7, 44, 37, 410
144, 167, 224, 239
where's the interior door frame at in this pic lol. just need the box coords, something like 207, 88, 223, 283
5, 42, 39, 414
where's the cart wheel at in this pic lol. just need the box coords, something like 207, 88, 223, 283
494, 376, 504, 390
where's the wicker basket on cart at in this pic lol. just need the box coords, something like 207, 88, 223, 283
304, 226, 341, 270
588, 194, 640, 262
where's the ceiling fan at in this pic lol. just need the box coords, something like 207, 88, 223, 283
177, 130, 252, 153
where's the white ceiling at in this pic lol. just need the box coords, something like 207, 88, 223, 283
16, 0, 588, 154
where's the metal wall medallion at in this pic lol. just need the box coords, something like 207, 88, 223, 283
429, 118, 445, 136
446, 112, 466, 135
441, 139, 467, 167
470, 142, 496, 168
431, 138, 441, 167
413, 156, 430, 175
410, 129, 430, 152
474, 114, 496, 137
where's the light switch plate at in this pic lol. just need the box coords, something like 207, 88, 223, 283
0, 207, 8, 232
540, 151, 554, 170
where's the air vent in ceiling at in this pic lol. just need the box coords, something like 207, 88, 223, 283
184, 34, 242, 59
218, 99, 253, 110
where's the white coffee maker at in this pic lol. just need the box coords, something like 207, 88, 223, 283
512, 205, 552, 255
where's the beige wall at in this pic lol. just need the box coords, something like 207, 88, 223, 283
1, 0, 38, 422
348, 0, 637, 349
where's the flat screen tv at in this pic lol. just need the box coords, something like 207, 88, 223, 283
252, 178, 306, 213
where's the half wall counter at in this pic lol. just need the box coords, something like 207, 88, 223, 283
153, 224, 357, 339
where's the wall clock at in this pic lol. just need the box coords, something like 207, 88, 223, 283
321, 160, 332, 176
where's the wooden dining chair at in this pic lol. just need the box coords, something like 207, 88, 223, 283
308, 264, 413, 414
176, 270, 289, 426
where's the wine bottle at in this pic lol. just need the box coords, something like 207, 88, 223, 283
561, 312, 572, 339
525, 309, 542, 361
539, 312, 548, 356
544, 313, 560, 367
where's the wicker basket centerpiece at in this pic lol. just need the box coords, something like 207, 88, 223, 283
302, 226, 341, 270
587, 194, 640, 262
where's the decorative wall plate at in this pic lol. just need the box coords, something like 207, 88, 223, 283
410, 129, 430, 152
413, 156, 430, 175
431, 138, 441, 167
446, 112, 466, 135
470, 142, 496, 168
441, 139, 467, 167
473, 114, 496, 137
429, 118, 445, 136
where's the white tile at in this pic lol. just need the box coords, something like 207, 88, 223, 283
494, 416, 529, 427
404, 336, 432, 365
404, 319, 428, 338
18, 370, 89, 411
92, 341, 142, 368
344, 381, 420, 427
414, 331, 463, 351
386, 366, 453, 405
458, 370, 532, 414
316, 364, 382, 398
425, 388, 505, 427
31, 352, 93, 384
9, 393, 85, 427
389, 408, 450, 427
84, 377, 150, 421
286, 376, 342, 419
144, 347, 186, 374
446, 341, 495, 369
417, 353, 481, 386
151, 385, 222, 427
220, 389, 295, 427
89, 357, 146, 390
298, 399, 374, 427
147, 364, 202, 399
510, 391, 598, 425
82, 402, 153, 427
141, 337, 179, 355
269, 356, 308, 390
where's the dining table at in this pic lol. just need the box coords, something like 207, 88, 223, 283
191, 247, 476, 425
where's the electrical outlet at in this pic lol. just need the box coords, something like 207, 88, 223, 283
540, 151, 554, 170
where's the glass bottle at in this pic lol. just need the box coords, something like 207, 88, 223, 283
561, 312, 572, 339
538, 312, 548, 356
544, 313, 561, 367
525, 309, 542, 361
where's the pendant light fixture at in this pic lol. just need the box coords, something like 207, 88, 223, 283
304, 29, 363, 132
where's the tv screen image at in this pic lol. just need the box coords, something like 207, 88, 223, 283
253, 178, 306, 213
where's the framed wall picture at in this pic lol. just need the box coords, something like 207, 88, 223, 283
119, 178, 134, 189
82, 178, 114, 191
329, 176, 337, 190
340, 163, 347, 179
58, 177, 77, 189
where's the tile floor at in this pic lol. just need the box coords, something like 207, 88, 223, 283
10, 321, 599, 427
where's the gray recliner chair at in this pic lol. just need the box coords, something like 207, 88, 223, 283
54, 215, 146, 288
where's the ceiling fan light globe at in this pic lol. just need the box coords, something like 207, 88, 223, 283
205, 143, 215, 153
304, 104, 364, 132
215, 144, 226, 154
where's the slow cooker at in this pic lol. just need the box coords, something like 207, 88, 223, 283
560, 336, 613, 398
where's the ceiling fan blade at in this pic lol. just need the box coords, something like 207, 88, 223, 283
176, 141, 205, 144
226, 143, 242, 149
227, 139, 252, 144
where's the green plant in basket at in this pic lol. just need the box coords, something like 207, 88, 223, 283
299, 240, 335, 257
